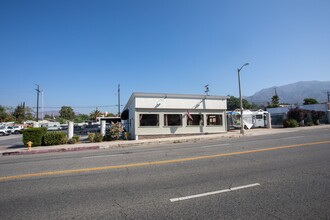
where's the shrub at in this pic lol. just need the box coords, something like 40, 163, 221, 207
72, 135, 80, 143
109, 122, 124, 140
287, 108, 304, 123
43, 132, 68, 146
283, 119, 298, 128
94, 133, 103, 142
311, 110, 324, 125
103, 134, 112, 142
124, 132, 130, 140
304, 111, 313, 126
67, 138, 77, 144
23, 127, 47, 147
88, 133, 95, 142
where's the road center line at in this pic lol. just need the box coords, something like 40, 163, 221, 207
281, 136, 305, 140
170, 183, 260, 202
82, 154, 120, 159
0, 140, 329, 181
200, 143, 230, 148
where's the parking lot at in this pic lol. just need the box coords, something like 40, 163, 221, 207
0, 134, 24, 151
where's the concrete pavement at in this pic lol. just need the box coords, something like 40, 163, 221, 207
1, 125, 330, 156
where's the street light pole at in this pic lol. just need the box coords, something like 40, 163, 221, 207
238, 63, 249, 135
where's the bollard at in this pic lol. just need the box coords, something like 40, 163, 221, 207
68, 121, 74, 140
101, 120, 106, 136
27, 141, 33, 151
266, 113, 272, 129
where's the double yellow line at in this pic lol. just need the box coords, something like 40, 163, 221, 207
1, 140, 329, 181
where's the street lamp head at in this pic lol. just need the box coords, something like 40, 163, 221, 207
239, 63, 249, 71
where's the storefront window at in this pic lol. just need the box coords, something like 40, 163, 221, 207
187, 114, 204, 126
207, 114, 223, 126
139, 114, 159, 126
164, 114, 182, 126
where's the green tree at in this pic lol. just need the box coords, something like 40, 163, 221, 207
44, 114, 52, 120
74, 114, 90, 123
59, 106, 75, 121
105, 112, 116, 117
90, 109, 102, 121
227, 96, 240, 111
25, 106, 35, 121
272, 94, 280, 106
267, 88, 281, 108
267, 94, 280, 108
303, 98, 318, 105
0, 105, 10, 122
12, 102, 26, 123
227, 96, 255, 111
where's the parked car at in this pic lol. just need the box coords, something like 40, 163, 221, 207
7, 126, 24, 134
77, 124, 100, 135
0, 126, 12, 136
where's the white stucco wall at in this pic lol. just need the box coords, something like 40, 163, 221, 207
135, 97, 226, 110
123, 93, 228, 139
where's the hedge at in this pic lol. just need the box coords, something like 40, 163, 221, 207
23, 127, 47, 147
43, 132, 68, 146
283, 119, 298, 128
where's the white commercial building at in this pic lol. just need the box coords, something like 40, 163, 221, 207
121, 92, 228, 140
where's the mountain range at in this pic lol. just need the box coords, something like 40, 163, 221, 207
246, 81, 330, 105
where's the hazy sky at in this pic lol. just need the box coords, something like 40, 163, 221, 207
1, 0, 329, 114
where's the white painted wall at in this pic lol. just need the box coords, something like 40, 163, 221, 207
135, 97, 226, 110
123, 93, 228, 139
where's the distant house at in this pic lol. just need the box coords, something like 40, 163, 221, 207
121, 92, 228, 140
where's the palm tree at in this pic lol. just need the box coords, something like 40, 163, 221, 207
90, 109, 102, 121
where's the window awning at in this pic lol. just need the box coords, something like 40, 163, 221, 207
121, 109, 129, 120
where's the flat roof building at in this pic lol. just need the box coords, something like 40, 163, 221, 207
121, 92, 228, 140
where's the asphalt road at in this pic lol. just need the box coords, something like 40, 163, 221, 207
0, 128, 329, 219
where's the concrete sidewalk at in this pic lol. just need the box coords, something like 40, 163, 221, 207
2, 125, 330, 156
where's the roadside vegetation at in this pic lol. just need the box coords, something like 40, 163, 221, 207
2, 93, 327, 146
22, 122, 129, 147
283, 108, 325, 127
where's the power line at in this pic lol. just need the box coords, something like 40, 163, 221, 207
31, 105, 119, 109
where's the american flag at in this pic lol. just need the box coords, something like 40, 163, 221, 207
186, 111, 193, 121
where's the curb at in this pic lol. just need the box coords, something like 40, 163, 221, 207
2, 146, 100, 156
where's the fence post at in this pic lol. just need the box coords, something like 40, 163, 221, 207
68, 121, 74, 140
101, 120, 106, 136
266, 113, 272, 129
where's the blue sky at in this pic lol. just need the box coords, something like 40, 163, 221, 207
1, 0, 329, 114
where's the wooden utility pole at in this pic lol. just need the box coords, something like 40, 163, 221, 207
118, 84, 121, 117
35, 84, 41, 122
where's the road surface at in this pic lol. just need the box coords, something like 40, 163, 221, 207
0, 128, 329, 219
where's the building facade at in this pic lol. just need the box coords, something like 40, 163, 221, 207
121, 93, 228, 140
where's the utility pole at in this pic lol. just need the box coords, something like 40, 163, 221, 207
204, 84, 209, 96
118, 84, 121, 117
35, 84, 41, 122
